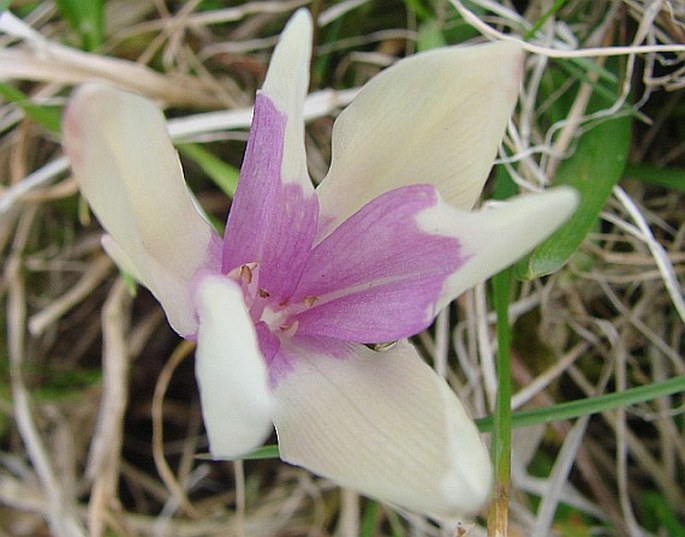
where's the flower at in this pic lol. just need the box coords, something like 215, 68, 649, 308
63, 10, 577, 520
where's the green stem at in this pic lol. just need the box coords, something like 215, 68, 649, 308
487, 267, 513, 536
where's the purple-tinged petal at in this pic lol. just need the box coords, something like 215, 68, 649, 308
273, 337, 492, 520
290, 185, 464, 343
194, 274, 274, 458
222, 10, 316, 299
315, 41, 523, 240
222, 94, 318, 299
418, 187, 579, 312
63, 83, 221, 337
263, 341, 297, 389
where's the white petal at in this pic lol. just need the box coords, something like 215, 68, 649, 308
417, 187, 579, 311
260, 9, 313, 188
63, 83, 221, 336
194, 275, 274, 458
315, 41, 523, 238
273, 338, 492, 520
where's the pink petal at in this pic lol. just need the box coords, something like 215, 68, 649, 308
222, 11, 316, 299
291, 185, 465, 343
222, 94, 318, 300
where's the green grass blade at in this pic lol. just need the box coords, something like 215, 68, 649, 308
196, 444, 279, 461
386, 508, 406, 537
555, 56, 618, 87
417, 19, 447, 51
641, 491, 685, 536
240, 444, 280, 460
402, 0, 435, 20
492, 268, 513, 469
524, 0, 567, 40
0, 83, 62, 133
476, 375, 685, 432
360, 500, 379, 537
177, 143, 240, 197
624, 163, 685, 193
55, 0, 104, 51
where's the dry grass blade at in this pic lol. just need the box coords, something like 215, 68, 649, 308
0, 11, 228, 108
28, 255, 113, 336
5, 210, 86, 537
86, 278, 132, 537
151, 339, 202, 519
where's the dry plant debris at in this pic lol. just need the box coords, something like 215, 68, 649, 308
0, 1, 684, 536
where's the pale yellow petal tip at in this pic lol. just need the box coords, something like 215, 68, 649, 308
439, 452, 493, 519
479, 40, 525, 99
63, 83, 157, 169
68, 81, 117, 105
547, 185, 581, 220
502, 39, 525, 87
262, 9, 313, 96
276, 8, 313, 59
287, 8, 313, 33
62, 84, 103, 167
64, 85, 108, 169
492, 38, 525, 58
64, 83, 122, 131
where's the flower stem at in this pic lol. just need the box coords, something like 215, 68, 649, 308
487, 267, 513, 536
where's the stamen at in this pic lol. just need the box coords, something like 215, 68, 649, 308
239, 263, 256, 284
258, 288, 271, 299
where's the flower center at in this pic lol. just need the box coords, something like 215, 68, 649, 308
227, 262, 316, 338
